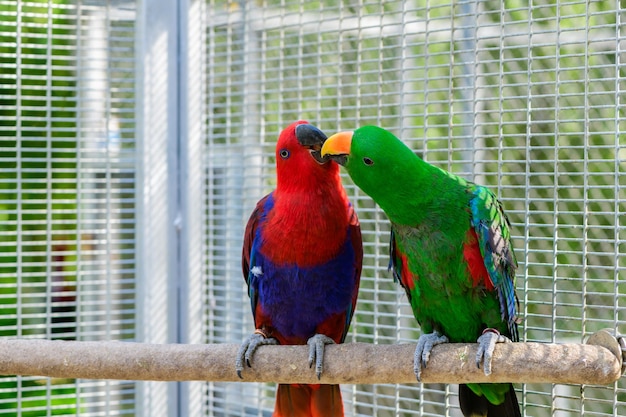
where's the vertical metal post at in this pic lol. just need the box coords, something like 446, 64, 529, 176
77, 6, 125, 415
177, 0, 206, 415
136, 0, 206, 415
77, 8, 109, 342
135, 0, 180, 416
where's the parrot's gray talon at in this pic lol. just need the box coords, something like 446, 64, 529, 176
476, 328, 510, 376
307, 333, 335, 380
235, 332, 278, 379
413, 331, 449, 382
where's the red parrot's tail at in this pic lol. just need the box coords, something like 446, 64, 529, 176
274, 384, 343, 417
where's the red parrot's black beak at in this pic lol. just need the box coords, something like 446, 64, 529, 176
295, 123, 330, 164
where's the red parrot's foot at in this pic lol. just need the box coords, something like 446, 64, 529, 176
476, 328, 511, 376
414, 330, 449, 382
307, 333, 335, 380
235, 329, 279, 379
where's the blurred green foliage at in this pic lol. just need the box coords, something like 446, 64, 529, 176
1, 0, 79, 415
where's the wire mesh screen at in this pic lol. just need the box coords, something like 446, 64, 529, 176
204, 1, 625, 416
0, 0, 624, 416
0, 1, 137, 415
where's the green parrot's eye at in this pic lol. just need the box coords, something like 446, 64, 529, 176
279, 149, 290, 159
363, 157, 374, 166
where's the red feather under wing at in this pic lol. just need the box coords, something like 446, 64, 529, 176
390, 232, 416, 299
463, 228, 495, 291
399, 252, 415, 291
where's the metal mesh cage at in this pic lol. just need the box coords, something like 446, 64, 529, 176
0, 0, 624, 416
0, 1, 136, 415
203, 1, 625, 416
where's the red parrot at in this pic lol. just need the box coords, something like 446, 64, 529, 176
237, 121, 363, 417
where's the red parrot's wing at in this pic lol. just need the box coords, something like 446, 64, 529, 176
241, 193, 271, 326
344, 203, 363, 342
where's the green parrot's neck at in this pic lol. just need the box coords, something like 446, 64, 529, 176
343, 125, 470, 227
353, 153, 445, 226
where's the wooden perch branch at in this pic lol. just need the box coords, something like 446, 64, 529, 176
0, 333, 621, 385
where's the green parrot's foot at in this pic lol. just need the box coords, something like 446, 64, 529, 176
414, 330, 449, 381
235, 329, 279, 379
307, 333, 335, 380
476, 328, 511, 376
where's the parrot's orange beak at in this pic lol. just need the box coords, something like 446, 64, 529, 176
321, 131, 353, 159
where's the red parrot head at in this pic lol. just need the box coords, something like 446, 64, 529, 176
275, 121, 339, 192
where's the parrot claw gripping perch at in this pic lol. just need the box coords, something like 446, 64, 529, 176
307, 333, 336, 380
235, 330, 279, 379
476, 328, 511, 376
414, 330, 449, 381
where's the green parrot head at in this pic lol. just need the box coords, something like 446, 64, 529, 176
321, 125, 430, 225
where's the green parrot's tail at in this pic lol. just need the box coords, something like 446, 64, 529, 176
459, 383, 521, 417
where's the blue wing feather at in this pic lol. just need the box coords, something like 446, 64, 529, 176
242, 193, 273, 326
469, 185, 520, 342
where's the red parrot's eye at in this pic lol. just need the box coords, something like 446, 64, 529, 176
279, 149, 290, 159
363, 157, 374, 166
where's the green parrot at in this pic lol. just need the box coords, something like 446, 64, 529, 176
321, 126, 521, 417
